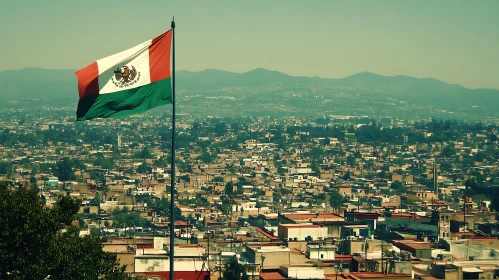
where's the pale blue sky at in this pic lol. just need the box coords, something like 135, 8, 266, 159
1, 0, 498, 89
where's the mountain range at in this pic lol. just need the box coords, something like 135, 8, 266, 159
1, 67, 498, 120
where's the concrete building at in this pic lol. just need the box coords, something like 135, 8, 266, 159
281, 266, 327, 279
246, 244, 291, 270
279, 212, 345, 224
133, 244, 209, 279
278, 224, 328, 241
306, 244, 336, 260
429, 261, 499, 280
393, 240, 432, 259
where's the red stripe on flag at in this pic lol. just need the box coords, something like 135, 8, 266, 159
149, 30, 172, 83
75, 62, 99, 99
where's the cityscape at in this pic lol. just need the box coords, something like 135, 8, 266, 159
2, 1, 499, 280
1, 105, 499, 279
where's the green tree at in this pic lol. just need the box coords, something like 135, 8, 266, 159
256, 201, 266, 216
50, 226, 125, 279
347, 155, 356, 166
220, 256, 249, 280
197, 151, 215, 164
136, 162, 149, 174
57, 157, 75, 181
90, 192, 101, 206
135, 147, 152, 159
329, 190, 344, 209
31, 165, 39, 176
391, 180, 405, 193
225, 181, 234, 197
0, 182, 125, 279
213, 176, 224, 183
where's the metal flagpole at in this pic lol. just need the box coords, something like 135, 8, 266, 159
169, 17, 176, 280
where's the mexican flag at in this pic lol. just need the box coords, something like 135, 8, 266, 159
75, 30, 172, 121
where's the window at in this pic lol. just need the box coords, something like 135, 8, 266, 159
321, 254, 324, 259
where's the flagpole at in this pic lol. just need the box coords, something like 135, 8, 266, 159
170, 17, 176, 280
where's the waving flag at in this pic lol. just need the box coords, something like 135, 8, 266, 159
75, 30, 172, 121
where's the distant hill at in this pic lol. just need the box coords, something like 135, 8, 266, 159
0, 67, 76, 101
1, 67, 498, 119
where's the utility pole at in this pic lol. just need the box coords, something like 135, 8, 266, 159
207, 231, 210, 273
364, 238, 368, 272
381, 240, 384, 274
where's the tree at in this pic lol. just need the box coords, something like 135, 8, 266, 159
57, 157, 75, 181
90, 192, 101, 206
0, 182, 126, 279
256, 201, 266, 216
347, 155, 356, 167
330, 190, 343, 209
197, 151, 215, 164
225, 182, 234, 197
220, 257, 249, 280
50, 226, 125, 279
135, 147, 152, 159
213, 176, 224, 183
136, 162, 149, 174
390, 181, 405, 193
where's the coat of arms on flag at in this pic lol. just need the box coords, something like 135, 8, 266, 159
112, 65, 141, 88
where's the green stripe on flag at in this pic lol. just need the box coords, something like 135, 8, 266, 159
77, 78, 172, 121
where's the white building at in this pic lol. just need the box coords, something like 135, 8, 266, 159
306, 244, 336, 260
280, 266, 326, 279
278, 223, 328, 241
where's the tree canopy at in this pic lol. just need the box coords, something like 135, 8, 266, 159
0, 182, 126, 279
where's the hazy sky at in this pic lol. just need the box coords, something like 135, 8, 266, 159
1, 0, 498, 89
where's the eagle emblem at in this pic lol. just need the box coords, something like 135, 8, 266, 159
111, 65, 141, 88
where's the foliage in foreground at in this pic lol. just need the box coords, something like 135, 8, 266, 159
0, 182, 126, 280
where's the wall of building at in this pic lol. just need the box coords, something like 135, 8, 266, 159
306, 245, 335, 260
134, 257, 206, 273
247, 248, 290, 270
344, 240, 365, 255
116, 253, 135, 272
415, 249, 432, 259
280, 266, 325, 279
388, 260, 412, 274
429, 264, 462, 280
287, 241, 308, 252
138, 271, 210, 280
278, 225, 328, 241
385, 217, 438, 235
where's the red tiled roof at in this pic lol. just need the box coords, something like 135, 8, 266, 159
284, 213, 343, 220
394, 241, 432, 250
136, 271, 210, 280
259, 272, 287, 280
255, 228, 280, 240
334, 255, 353, 260
174, 221, 187, 226
280, 224, 321, 229
326, 272, 412, 279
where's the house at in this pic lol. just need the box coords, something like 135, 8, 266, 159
246, 244, 291, 270
393, 240, 432, 259
306, 244, 336, 260
278, 224, 328, 241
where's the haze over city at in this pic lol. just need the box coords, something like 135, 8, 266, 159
2, 0, 499, 89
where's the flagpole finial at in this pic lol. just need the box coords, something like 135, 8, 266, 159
171, 17, 175, 29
